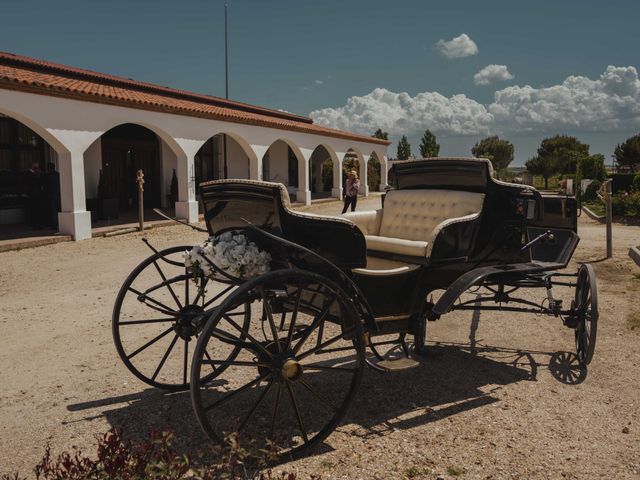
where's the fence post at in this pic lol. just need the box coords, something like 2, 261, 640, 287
137, 169, 145, 232
605, 179, 612, 258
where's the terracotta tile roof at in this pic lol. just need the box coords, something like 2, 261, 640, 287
0, 51, 390, 147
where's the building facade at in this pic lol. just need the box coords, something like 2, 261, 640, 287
0, 51, 389, 239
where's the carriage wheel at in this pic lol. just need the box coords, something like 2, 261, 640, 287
573, 263, 598, 365
190, 269, 365, 459
113, 245, 249, 391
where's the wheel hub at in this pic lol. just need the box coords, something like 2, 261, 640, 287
257, 341, 304, 382
174, 304, 204, 340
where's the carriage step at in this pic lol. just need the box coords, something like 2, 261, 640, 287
376, 357, 420, 371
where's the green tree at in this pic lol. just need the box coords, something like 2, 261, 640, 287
397, 135, 411, 160
418, 129, 440, 158
537, 135, 590, 174
579, 153, 607, 181
372, 129, 389, 140
614, 133, 640, 172
525, 155, 557, 189
471, 136, 514, 172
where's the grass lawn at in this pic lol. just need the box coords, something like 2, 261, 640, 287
583, 201, 605, 216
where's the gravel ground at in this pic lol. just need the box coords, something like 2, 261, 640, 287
1, 195, 639, 479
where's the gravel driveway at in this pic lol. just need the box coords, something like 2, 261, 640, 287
1, 195, 639, 479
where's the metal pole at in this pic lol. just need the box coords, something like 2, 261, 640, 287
605, 179, 612, 258
136, 169, 145, 232
223, 0, 229, 178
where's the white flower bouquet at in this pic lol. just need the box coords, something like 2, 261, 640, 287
184, 231, 271, 281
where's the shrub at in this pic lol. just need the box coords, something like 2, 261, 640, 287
612, 193, 628, 216
582, 180, 602, 202
633, 173, 640, 192
2, 429, 295, 480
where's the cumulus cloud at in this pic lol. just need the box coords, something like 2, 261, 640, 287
309, 66, 640, 136
435, 33, 479, 59
314, 79, 324, 85
474, 64, 514, 85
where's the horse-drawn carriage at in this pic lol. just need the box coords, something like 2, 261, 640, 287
112, 158, 597, 458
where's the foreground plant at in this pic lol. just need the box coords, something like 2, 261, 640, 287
2, 429, 297, 480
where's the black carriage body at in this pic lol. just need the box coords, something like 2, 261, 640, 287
198, 158, 580, 335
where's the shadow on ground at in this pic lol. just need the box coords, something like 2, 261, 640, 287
66, 342, 586, 460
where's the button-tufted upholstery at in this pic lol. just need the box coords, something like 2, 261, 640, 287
379, 189, 484, 244
344, 189, 485, 259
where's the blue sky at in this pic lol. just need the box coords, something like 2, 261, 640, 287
2, 0, 639, 165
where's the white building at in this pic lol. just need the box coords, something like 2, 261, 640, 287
0, 51, 389, 240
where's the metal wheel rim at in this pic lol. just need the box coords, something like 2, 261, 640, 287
190, 269, 365, 459
574, 264, 598, 365
112, 245, 248, 391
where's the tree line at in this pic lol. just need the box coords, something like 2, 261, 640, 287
372, 128, 640, 185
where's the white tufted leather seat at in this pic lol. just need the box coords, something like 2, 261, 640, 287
344, 189, 485, 259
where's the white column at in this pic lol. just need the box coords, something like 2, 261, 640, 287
332, 153, 344, 199
360, 154, 370, 196
250, 145, 269, 181
380, 155, 389, 191
58, 150, 91, 240
175, 153, 198, 223
296, 151, 311, 205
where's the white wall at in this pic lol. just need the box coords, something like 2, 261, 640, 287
160, 139, 177, 208
83, 137, 101, 199
264, 140, 289, 184
226, 137, 250, 179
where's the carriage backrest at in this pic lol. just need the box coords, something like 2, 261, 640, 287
199, 179, 366, 270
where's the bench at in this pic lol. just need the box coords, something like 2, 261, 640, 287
344, 189, 485, 271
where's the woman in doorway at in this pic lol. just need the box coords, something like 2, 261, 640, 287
341, 170, 360, 214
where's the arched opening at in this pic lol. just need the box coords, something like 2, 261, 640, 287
194, 133, 251, 191
261, 139, 299, 194
309, 145, 335, 199
83, 123, 162, 222
368, 151, 382, 192
0, 113, 60, 237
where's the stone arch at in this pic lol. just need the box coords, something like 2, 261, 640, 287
261, 138, 304, 194
0, 109, 66, 231
368, 150, 382, 192
308, 144, 339, 199
193, 131, 256, 186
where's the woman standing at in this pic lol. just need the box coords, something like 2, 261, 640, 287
341, 170, 360, 214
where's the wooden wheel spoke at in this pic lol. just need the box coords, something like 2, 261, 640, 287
298, 379, 339, 412
259, 286, 282, 352
193, 276, 209, 305
119, 318, 175, 326
238, 381, 274, 433
151, 334, 179, 381
222, 314, 274, 359
204, 373, 271, 412
151, 259, 183, 309
203, 349, 217, 375
202, 285, 235, 309
202, 359, 270, 368
292, 294, 337, 355
183, 340, 189, 385
128, 287, 178, 316
184, 270, 190, 305
285, 286, 304, 350
297, 327, 355, 362
286, 382, 309, 444
127, 326, 174, 360
270, 384, 283, 439
301, 363, 356, 372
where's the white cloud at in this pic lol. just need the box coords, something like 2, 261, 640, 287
435, 33, 479, 59
474, 64, 514, 85
314, 79, 324, 85
309, 66, 640, 136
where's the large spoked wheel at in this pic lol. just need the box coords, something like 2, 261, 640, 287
113, 245, 249, 391
190, 269, 365, 459
573, 263, 598, 365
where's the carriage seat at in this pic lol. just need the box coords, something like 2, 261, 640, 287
343, 189, 485, 260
